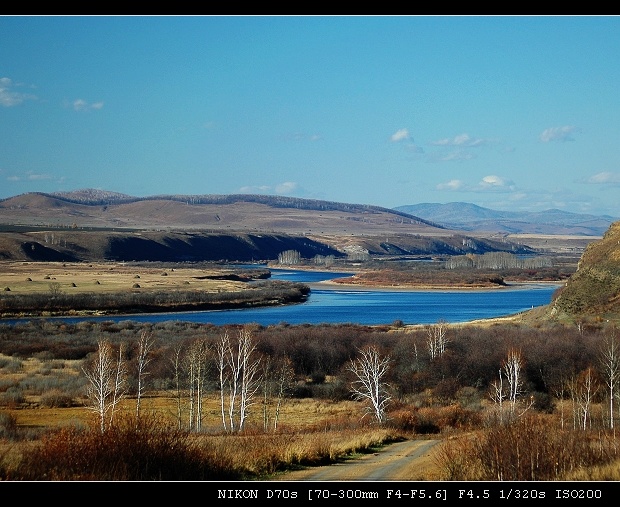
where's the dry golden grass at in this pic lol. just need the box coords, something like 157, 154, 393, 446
2, 352, 404, 480
0, 261, 246, 296
561, 459, 620, 481
8, 395, 365, 432
0, 349, 364, 432
1, 374, 407, 480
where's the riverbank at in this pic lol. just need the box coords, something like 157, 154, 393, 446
0, 260, 310, 319
313, 277, 562, 292
284, 261, 572, 291
0, 260, 561, 322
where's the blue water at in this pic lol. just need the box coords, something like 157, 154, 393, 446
1, 268, 559, 327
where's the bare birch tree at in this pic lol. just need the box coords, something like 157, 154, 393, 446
502, 348, 525, 419
489, 349, 532, 423
426, 320, 449, 361
83, 339, 113, 434
238, 327, 261, 431
348, 345, 391, 424
83, 339, 127, 434
278, 249, 301, 265
272, 355, 295, 432
134, 330, 154, 421
569, 367, 600, 431
599, 331, 620, 430
489, 369, 506, 424
262, 355, 295, 432
217, 332, 231, 432
169, 343, 184, 430
185, 338, 210, 431
217, 327, 261, 432
108, 342, 127, 430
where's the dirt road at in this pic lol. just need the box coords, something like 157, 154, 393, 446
271, 438, 442, 481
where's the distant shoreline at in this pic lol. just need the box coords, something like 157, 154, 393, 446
311, 278, 563, 293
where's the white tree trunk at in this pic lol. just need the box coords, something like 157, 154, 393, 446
348, 345, 391, 424
135, 330, 154, 421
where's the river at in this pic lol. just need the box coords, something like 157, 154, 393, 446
1, 268, 559, 327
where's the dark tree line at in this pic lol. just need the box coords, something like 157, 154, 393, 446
0, 281, 309, 316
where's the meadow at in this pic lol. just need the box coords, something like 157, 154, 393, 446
1, 304, 620, 480
2, 257, 620, 481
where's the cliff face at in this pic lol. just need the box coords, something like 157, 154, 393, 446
549, 221, 620, 322
0, 231, 343, 263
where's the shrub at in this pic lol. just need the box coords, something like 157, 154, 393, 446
0, 411, 17, 439
0, 357, 22, 373
8, 412, 237, 480
0, 387, 24, 408
40, 389, 75, 408
437, 413, 620, 481
388, 408, 417, 432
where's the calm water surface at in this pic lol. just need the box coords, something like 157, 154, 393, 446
1, 268, 559, 327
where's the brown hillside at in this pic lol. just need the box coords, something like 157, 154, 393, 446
0, 192, 443, 235
545, 220, 620, 323
0, 191, 593, 262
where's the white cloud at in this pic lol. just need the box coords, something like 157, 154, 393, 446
390, 128, 410, 142
436, 175, 516, 195
436, 179, 464, 191
390, 128, 424, 154
454, 133, 474, 146
480, 175, 505, 187
27, 172, 52, 181
275, 181, 298, 194
425, 133, 496, 163
73, 99, 87, 111
539, 125, 579, 142
587, 171, 620, 184
0, 77, 37, 107
6, 170, 56, 183
431, 133, 488, 147
71, 98, 104, 112
477, 175, 515, 192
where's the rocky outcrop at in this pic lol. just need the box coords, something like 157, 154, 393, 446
548, 221, 620, 322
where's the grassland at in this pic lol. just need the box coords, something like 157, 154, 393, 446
0, 260, 314, 319
0, 260, 250, 296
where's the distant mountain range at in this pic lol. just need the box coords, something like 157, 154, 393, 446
0, 190, 548, 262
394, 202, 618, 236
0, 190, 615, 239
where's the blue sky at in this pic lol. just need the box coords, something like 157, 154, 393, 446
2, 15, 620, 217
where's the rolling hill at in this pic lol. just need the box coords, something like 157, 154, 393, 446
0, 191, 443, 235
394, 202, 617, 236
0, 190, 599, 262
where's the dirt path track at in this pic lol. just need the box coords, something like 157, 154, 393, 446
271, 438, 442, 481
